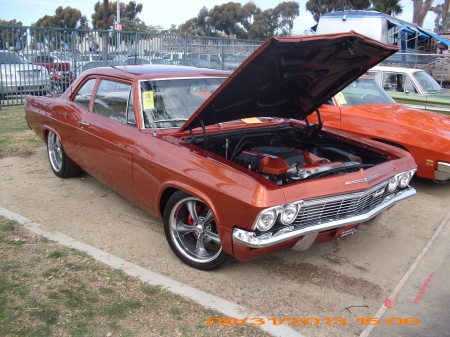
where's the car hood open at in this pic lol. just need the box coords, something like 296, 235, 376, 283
180, 31, 398, 132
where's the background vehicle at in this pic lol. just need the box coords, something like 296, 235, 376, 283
0, 50, 50, 99
367, 65, 450, 115
311, 76, 450, 182
189, 53, 222, 68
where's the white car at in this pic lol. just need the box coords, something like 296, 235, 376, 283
0, 50, 50, 99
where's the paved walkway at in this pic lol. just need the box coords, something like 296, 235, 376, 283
362, 210, 450, 337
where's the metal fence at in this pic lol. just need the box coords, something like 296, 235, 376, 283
0, 25, 264, 107
3, 25, 450, 108
380, 52, 450, 86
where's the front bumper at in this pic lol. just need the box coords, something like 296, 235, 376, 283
435, 162, 450, 182
232, 186, 416, 248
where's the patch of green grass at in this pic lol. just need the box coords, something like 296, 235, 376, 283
5, 238, 26, 245
0, 216, 271, 337
65, 262, 87, 271
104, 299, 142, 319
169, 307, 182, 317
99, 286, 114, 294
141, 284, 159, 295
41, 267, 61, 278
1, 260, 21, 272
48, 250, 67, 259
0, 105, 42, 157
28, 299, 59, 325
0, 220, 15, 232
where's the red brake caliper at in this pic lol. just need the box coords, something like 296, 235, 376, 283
187, 205, 202, 225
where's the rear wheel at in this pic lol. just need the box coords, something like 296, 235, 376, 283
47, 130, 82, 178
164, 191, 229, 270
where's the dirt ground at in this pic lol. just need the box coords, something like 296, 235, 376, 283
1, 146, 449, 337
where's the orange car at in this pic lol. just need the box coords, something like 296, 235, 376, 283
311, 76, 450, 182
24, 32, 416, 270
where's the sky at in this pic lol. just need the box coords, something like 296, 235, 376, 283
0, 0, 445, 34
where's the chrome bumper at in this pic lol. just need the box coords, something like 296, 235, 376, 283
232, 186, 416, 248
435, 162, 450, 182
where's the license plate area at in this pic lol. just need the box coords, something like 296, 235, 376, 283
334, 223, 360, 240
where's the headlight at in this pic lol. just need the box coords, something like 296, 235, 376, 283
279, 204, 299, 225
256, 209, 277, 231
387, 176, 398, 192
398, 172, 412, 188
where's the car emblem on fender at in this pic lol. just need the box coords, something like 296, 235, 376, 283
345, 174, 379, 185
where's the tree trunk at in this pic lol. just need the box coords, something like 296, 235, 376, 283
102, 0, 109, 66
412, 0, 434, 26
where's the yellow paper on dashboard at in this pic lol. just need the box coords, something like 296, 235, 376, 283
335, 92, 347, 105
142, 91, 155, 110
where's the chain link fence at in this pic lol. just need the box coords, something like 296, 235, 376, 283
0, 25, 263, 107
380, 52, 450, 88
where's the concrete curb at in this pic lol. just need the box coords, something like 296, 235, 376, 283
0, 207, 304, 337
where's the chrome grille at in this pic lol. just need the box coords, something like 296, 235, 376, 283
293, 182, 388, 230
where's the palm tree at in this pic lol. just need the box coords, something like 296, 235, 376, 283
372, 0, 403, 17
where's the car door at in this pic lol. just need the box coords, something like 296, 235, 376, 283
76, 77, 139, 202
379, 72, 427, 110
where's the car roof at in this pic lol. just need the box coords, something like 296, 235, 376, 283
370, 65, 426, 74
80, 64, 230, 80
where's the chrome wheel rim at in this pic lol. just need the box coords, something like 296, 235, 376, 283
48, 131, 62, 172
169, 197, 222, 263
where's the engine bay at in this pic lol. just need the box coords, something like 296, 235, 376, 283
185, 124, 389, 186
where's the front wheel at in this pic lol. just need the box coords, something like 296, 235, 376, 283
47, 130, 82, 178
164, 191, 229, 270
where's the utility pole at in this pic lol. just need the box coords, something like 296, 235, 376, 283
117, 0, 120, 51
102, 0, 109, 66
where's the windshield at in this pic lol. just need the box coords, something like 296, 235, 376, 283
335, 78, 396, 106
0, 52, 29, 64
140, 77, 227, 128
412, 71, 443, 93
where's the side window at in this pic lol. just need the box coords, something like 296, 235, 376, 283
92, 79, 133, 125
382, 73, 406, 92
210, 55, 220, 64
73, 78, 97, 110
126, 90, 136, 126
404, 77, 418, 93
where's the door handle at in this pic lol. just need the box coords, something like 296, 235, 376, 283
79, 121, 90, 127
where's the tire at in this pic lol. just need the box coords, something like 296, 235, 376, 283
47, 130, 82, 178
164, 191, 229, 270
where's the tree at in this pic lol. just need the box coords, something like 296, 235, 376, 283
372, 0, 403, 16
0, 19, 25, 50
31, 7, 89, 51
412, 0, 434, 26
178, 6, 218, 36
207, 2, 246, 38
237, 2, 260, 32
248, 9, 277, 39
430, 0, 450, 31
274, 1, 300, 36
33, 6, 88, 29
91, 1, 143, 30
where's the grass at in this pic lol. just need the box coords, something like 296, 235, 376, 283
0, 217, 269, 336
0, 105, 42, 158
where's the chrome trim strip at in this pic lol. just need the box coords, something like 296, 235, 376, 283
232, 186, 416, 248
